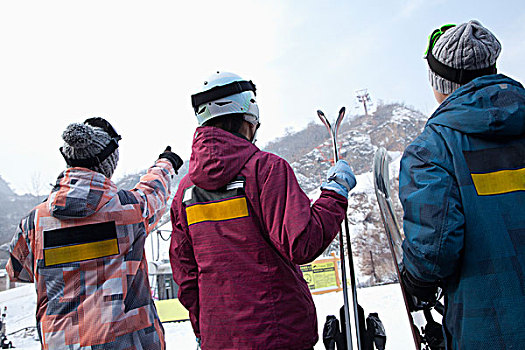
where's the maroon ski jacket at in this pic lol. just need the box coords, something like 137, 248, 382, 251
170, 126, 347, 349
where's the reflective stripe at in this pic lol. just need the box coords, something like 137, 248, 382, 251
226, 181, 245, 190
44, 239, 119, 266
471, 167, 525, 195
186, 197, 249, 225
183, 186, 194, 203
183, 178, 246, 206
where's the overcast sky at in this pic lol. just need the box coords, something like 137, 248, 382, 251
1, 0, 524, 194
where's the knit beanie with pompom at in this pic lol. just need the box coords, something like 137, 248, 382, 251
61, 122, 119, 178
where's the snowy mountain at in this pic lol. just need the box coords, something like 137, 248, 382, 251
0, 176, 15, 198
282, 103, 427, 193
266, 103, 428, 285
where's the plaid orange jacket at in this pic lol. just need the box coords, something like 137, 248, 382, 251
7, 159, 174, 349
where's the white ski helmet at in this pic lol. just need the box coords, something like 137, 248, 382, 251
191, 71, 259, 126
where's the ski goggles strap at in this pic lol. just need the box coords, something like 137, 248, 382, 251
424, 24, 456, 57
191, 80, 256, 112
425, 24, 497, 85
84, 117, 122, 141
60, 117, 122, 168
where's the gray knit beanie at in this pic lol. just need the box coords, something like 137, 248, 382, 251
61, 122, 119, 178
429, 20, 501, 94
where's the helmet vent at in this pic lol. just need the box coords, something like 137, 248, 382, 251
250, 99, 256, 103
215, 101, 232, 106
197, 106, 206, 114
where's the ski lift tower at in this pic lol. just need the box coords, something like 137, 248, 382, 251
356, 89, 371, 116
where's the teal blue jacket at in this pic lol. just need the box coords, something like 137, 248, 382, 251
400, 74, 525, 349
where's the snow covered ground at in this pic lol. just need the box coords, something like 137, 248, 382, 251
1, 282, 413, 349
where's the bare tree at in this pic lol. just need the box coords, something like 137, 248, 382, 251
29, 172, 45, 198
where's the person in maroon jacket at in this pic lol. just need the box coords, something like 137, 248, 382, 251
169, 71, 356, 350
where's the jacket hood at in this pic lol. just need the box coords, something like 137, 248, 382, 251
428, 74, 525, 136
189, 126, 259, 190
48, 168, 117, 219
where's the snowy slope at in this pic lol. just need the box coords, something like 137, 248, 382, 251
1, 283, 413, 349
0, 284, 39, 349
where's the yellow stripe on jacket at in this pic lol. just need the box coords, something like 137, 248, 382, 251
44, 239, 119, 266
186, 197, 249, 225
471, 167, 525, 195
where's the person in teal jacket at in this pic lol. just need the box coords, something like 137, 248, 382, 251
399, 20, 525, 349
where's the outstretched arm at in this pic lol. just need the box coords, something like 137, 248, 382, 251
260, 157, 349, 265
131, 158, 176, 233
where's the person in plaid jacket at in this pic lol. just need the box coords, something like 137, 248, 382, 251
6, 118, 182, 349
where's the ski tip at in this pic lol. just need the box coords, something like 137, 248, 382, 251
334, 107, 346, 130
317, 110, 325, 117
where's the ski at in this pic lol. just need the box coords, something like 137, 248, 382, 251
318, 107, 362, 350
373, 147, 444, 350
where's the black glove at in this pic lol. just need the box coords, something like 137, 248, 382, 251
399, 263, 440, 312
422, 309, 446, 350
158, 146, 183, 174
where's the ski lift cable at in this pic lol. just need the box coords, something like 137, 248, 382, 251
157, 230, 172, 241
157, 232, 160, 261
